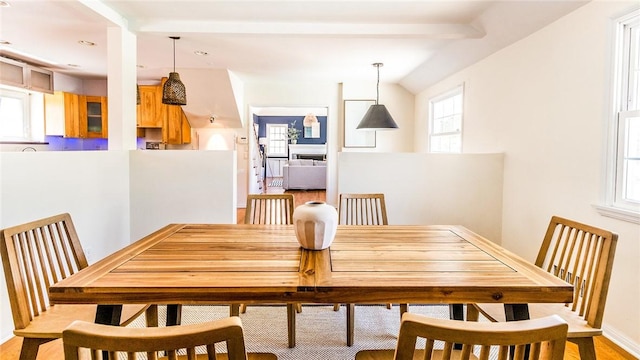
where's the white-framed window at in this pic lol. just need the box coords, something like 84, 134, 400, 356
266, 123, 287, 157
0, 86, 44, 142
428, 85, 463, 153
0, 88, 30, 141
598, 10, 640, 223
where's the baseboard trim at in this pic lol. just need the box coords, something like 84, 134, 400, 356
603, 324, 640, 359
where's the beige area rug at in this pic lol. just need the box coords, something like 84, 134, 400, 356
128, 304, 481, 360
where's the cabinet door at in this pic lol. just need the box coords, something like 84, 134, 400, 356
181, 110, 191, 144
163, 105, 192, 145
164, 105, 183, 144
27, 67, 53, 94
64, 93, 84, 138
137, 85, 164, 128
0, 58, 26, 88
84, 96, 108, 138
45, 91, 81, 137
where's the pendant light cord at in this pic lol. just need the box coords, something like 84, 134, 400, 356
376, 65, 380, 105
169, 36, 181, 72
373, 62, 383, 105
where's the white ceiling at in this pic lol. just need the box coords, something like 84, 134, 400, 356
0, 0, 589, 94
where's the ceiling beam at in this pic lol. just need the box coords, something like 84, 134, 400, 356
134, 21, 485, 39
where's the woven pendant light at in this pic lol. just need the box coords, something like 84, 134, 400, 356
162, 36, 187, 105
357, 63, 398, 130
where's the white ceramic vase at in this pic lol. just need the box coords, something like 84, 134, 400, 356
293, 201, 338, 250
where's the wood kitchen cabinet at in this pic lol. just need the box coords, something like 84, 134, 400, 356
137, 78, 191, 145
164, 104, 192, 145
45, 91, 84, 138
45, 91, 108, 138
136, 85, 164, 128
82, 95, 108, 138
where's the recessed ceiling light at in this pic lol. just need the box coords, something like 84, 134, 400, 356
194, 50, 208, 56
0, 40, 11, 45
0, 2, 11, 8
137, 64, 146, 69
78, 40, 96, 46
67, 64, 80, 68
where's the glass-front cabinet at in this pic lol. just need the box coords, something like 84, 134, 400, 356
84, 95, 108, 138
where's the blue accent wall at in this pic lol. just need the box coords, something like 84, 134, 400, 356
254, 115, 327, 144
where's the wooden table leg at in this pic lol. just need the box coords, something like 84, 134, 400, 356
230, 304, 240, 317
287, 303, 296, 348
95, 304, 122, 325
449, 304, 464, 350
95, 305, 122, 360
166, 304, 182, 326
346, 304, 355, 347
505, 304, 531, 360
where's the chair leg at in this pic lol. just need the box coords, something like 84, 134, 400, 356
333, 303, 340, 311
295, 303, 302, 313
19, 338, 52, 360
287, 304, 296, 348
386, 303, 392, 309
346, 303, 355, 347
239, 303, 247, 314
145, 304, 159, 327
570, 337, 597, 360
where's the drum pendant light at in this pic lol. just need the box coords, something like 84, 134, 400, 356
162, 36, 187, 105
357, 63, 398, 130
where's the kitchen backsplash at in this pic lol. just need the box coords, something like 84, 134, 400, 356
0, 137, 148, 152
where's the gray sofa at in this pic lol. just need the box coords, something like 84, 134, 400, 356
282, 159, 327, 190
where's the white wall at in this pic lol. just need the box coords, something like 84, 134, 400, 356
0, 151, 130, 342
130, 150, 237, 240
0, 149, 237, 343
337, 152, 504, 242
414, 1, 640, 354
342, 82, 415, 153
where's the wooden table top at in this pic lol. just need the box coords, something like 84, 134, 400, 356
49, 224, 573, 305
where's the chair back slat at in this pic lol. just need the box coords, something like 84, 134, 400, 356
535, 216, 618, 328
245, 194, 295, 225
1, 213, 88, 330
338, 193, 388, 225
62, 317, 251, 360
391, 313, 568, 360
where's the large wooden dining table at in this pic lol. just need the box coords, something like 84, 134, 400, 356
49, 224, 573, 348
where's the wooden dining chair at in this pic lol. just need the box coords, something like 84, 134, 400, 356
335, 193, 399, 346
0, 213, 156, 360
337, 193, 388, 226
242, 193, 300, 348
355, 312, 568, 360
467, 216, 618, 360
244, 193, 296, 225
63, 316, 277, 360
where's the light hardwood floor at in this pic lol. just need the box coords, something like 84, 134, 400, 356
1, 186, 634, 360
